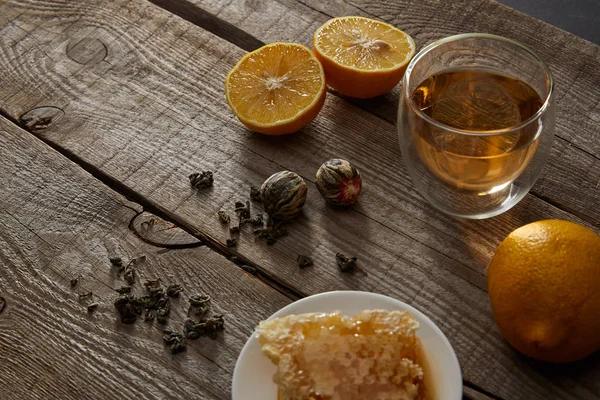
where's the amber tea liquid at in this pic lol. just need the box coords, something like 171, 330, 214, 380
410, 67, 543, 192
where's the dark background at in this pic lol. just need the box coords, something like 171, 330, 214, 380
498, 0, 600, 45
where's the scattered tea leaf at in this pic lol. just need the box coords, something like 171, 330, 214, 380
217, 210, 230, 224
189, 171, 214, 190
143, 278, 161, 290
163, 331, 187, 354
70, 277, 79, 288
229, 225, 240, 235
183, 315, 225, 340
249, 213, 264, 227
189, 294, 211, 316
336, 252, 357, 272
135, 280, 171, 324
253, 217, 287, 245
189, 294, 210, 307
111, 270, 226, 355
297, 255, 313, 268
115, 286, 132, 294
123, 268, 136, 285
250, 186, 262, 202
156, 304, 170, 324
226, 238, 238, 247
114, 294, 143, 324
166, 283, 184, 297
121, 255, 145, 285
183, 318, 201, 339
235, 200, 251, 221
144, 310, 156, 322
109, 256, 122, 267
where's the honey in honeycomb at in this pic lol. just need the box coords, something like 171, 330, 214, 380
257, 310, 426, 400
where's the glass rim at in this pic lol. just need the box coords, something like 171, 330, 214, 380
403, 33, 554, 137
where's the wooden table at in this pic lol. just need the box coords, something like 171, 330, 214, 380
0, 0, 598, 399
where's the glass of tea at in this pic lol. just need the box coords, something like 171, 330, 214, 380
398, 33, 554, 219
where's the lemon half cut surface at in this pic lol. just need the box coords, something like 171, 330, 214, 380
314, 16, 416, 99
225, 42, 327, 135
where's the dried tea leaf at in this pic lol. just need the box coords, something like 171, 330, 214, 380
109, 256, 122, 267
297, 255, 313, 268
166, 283, 184, 297
108, 257, 123, 267
123, 268, 136, 285
143, 278, 161, 290
253, 217, 287, 245
249, 213, 264, 227
217, 211, 230, 224
156, 305, 170, 324
189, 294, 211, 316
115, 286, 132, 294
335, 252, 367, 275
250, 186, 262, 202
163, 331, 187, 354
235, 200, 251, 220
336, 252, 358, 272
189, 171, 214, 190
183, 318, 201, 339
114, 294, 143, 324
144, 310, 156, 322
183, 315, 225, 340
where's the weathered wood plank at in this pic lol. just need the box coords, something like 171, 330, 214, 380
185, 0, 600, 224
0, 1, 598, 398
0, 116, 291, 399
463, 384, 500, 400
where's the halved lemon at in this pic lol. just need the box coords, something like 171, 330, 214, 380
225, 42, 326, 135
314, 16, 416, 99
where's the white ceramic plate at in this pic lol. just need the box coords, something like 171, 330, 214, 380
232, 290, 462, 400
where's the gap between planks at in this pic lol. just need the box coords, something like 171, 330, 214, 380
143, 0, 596, 225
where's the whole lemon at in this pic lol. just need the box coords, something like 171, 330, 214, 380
487, 220, 600, 363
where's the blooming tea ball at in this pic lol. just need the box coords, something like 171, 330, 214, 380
260, 171, 308, 220
316, 159, 362, 206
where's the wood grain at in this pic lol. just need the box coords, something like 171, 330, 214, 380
463, 385, 500, 400
0, 116, 291, 399
0, 0, 598, 398
185, 0, 600, 224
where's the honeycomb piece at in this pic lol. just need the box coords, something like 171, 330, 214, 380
257, 310, 424, 400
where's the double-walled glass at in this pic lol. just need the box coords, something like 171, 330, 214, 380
398, 33, 554, 219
